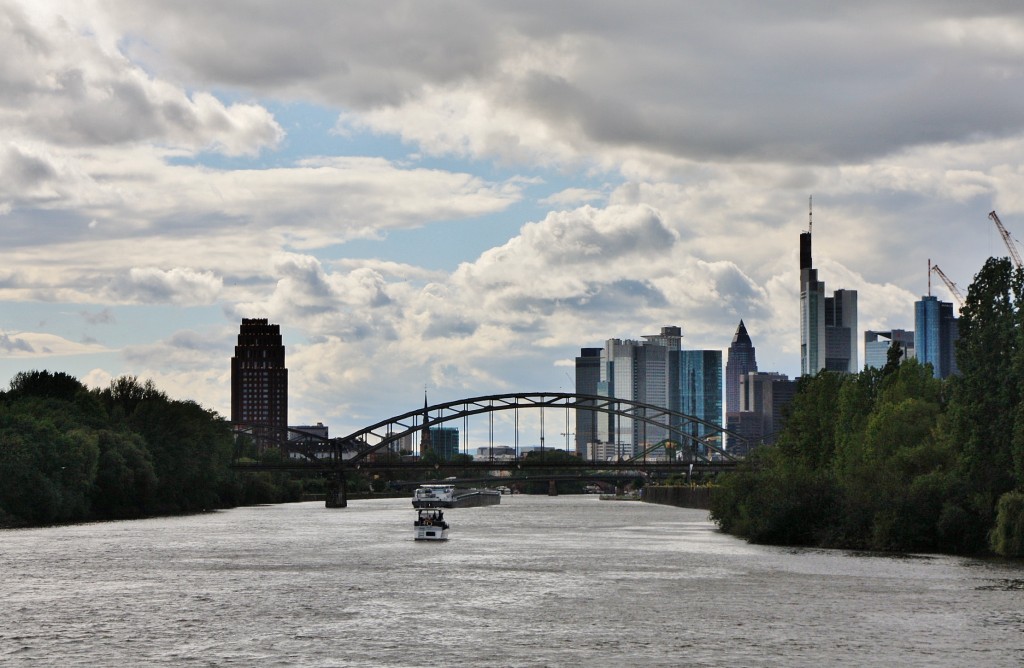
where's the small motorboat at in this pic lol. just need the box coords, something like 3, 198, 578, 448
414, 508, 450, 541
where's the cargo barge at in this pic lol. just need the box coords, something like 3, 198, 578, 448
412, 484, 501, 508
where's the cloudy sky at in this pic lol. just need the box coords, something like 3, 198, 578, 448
3, 1, 1023, 445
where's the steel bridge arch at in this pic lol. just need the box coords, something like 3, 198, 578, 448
331, 392, 745, 463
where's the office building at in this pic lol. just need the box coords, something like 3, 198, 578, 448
429, 426, 460, 461
725, 320, 757, 416
864, 330, 915, 370
915, 296, 959, 378
597, 337, 670, 457
727, 371, 796, 455
574, 347, 602, 457
231, 318, 288, 447
825, 289, 858, 372
679, 350, 723, 457
800, 225, 858, 375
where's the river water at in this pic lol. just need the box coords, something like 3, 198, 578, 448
3, 495, 1023, 667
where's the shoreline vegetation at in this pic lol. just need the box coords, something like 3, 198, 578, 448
710, 257, 1024, 558
0, 372, 331, 529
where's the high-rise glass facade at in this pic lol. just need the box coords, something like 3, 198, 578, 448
800, 230, 857, 375
800, 231, 826, 376
679, 350, 723, 456
597, 338, 671, 457
429, 427, 460, 461
914, 296, 959, 378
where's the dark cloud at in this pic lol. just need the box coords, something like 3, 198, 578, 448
0, 332, 34, 353
105, 1, 1024, 164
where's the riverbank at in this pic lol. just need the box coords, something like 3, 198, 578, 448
642, 485, 712, 510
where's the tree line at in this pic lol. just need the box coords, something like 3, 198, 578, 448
711, 257, 1024, 556
0, 372, 313, 527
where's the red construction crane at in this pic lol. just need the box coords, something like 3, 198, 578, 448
988, 210, 1023, 269
929, 260, 964, 307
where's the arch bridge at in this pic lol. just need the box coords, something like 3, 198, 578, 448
232, 392, 746, 505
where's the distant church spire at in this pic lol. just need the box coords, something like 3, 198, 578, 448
420, 388, 432, 456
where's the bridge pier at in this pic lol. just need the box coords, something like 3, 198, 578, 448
326, 473, 348, 508
548, 480, 558, 496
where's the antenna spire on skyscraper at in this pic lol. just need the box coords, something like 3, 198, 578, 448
808, 195, 813, 234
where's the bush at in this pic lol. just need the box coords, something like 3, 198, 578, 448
990, 491, 1024, 557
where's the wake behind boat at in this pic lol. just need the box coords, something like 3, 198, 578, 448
414, 508, 449, 541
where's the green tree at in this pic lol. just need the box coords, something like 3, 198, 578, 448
775, 371, 845, 470
92, 430, 158, 519
7, 370, 84, 402
990, 491, 1024, 557
944, 257, 1022, 547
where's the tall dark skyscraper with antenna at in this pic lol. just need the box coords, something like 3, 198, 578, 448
800, 199, 858, 375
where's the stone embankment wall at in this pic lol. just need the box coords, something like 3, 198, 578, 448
642, 486, 712, 510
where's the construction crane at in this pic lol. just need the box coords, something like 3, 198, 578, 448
988, 210, 1023, 269
929, 259, 964, 307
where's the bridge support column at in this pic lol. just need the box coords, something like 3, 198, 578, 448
548, 479, 558, 496
326, 473, 348, 508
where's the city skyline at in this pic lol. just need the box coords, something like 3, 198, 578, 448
3, 2, 1021, 443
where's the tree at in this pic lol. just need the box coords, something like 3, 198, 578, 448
944, 257, 1022, 546
7, 370, 84, 402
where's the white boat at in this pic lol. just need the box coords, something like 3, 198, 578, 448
412, 484, 456, 508
414, 508, 449, 541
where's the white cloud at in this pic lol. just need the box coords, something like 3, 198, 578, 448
6, 1, 1024, 439
0, 330, 111, 358
0, 2, 283, 156
106, 267, 223, 306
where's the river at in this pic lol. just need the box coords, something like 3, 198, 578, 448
3, 495, 1023, 667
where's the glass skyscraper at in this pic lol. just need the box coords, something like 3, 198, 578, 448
679, 349, 723, 456
914, 296, 959, 378
800, 227, 858, 375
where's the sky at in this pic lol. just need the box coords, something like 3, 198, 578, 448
3, 1, 1024, 447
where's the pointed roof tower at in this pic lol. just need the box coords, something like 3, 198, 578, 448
725, 320, 758, 416
731, 319, 752, 347
419, 389, 432, 456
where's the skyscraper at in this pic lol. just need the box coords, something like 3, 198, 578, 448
679, 350, 723, 456
799, 216, 858, 375
574, 348, 602, 457
725, 320, 757, 416
825, 288, 858, 372
914, 296, 959, 378
597, 337, 670, 456
231, 318, 288, 446
800, 229, 826, 376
